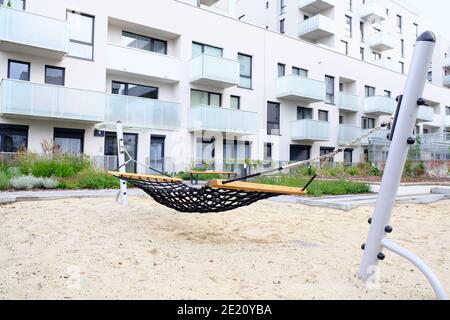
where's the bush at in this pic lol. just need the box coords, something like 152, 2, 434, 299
368, 166, 382, 177
74, 169, 120, 189
345, 166, 360, 176
41, 178, 59, 189
10, 175, 39, 190
0, 172, 10, 190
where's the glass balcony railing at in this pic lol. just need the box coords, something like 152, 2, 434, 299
276, 75, 325, 103
364, 96, 397, 115
442, 57, 450, 69
0, 5, 69, 58
338, 125, 361, 145
105, 94, 181, 130
416, 106, 434, 122
443, 75, 450, 87
291, 119, 330, 141
189, 54, 240, 88
338, 92, 360, 112
0, 79, 104, 122
298, 14, 334, 41
445, 115, 450, 128
361, 128, 390, 145
367, 32, 396, 52
298, 0, 335, 15
188, 105, 258, 135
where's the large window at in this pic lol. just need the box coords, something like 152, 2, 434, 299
112, 81, 158, 99
54, 128, 84, 154
122, 31, 167, 55
8, 60, 30, 81
345, 15, 352, 37
45, 66, 65, 86
0, 0, 25, 9
67, 11, 95, 60
362, 117, 375, 129
0, 124, 28, 152
190, 89, 221, 107
297, 107, 312, 120
104, 132, 138, 173
365, 85, 375, 97
192, 42, 223, 58
238, 53, 252, 89
325, 75, 335, 104
267, 102, 280, 135
344, 149, 353, 164
320, 147, 335, 162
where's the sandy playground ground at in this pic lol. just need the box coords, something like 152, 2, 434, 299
0, 196, 449, 300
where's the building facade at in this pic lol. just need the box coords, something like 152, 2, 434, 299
0, 0, 449, 174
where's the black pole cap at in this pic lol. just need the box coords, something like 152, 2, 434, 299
417, 31, 436, 43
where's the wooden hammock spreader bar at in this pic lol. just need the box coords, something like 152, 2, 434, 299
108, 171, 183, 183
208, 179, 307, 196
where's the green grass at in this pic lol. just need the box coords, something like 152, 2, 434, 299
256, 176, 371, 197
58, 168, 120, 190
0, 171, 10, 190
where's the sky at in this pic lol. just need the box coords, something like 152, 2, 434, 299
406, 0, 450, 40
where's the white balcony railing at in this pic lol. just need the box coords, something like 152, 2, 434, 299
188, 105, 258, 135
367, 32, 396, 52
0, 5, 69, 59
106, 43, 181, 83
416, 106, 434, 123
360, 1, 386, 23
338, 92, 360, 112
0, 79, 104, 122
298, 14, 334, 41
298, 0, 335, 15
291, 119, 330, 141
276, 75, 325, 103
189, 54, 240, 88
364, 96, 397, 116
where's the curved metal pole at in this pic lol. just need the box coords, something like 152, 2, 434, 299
382, 239, 448, 300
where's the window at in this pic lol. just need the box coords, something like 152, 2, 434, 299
318, 110, 329, 122
122, 31, 167, 55
264, 143, 272, 161
280, 0, 286, 14
373, 52, 381, 60
230, 96, 240, 109
67, 11, 95, 60
345, 15, 352, 37
360, 21, 365, 42
0, 124, 28, 152
192, 42, 223, 58
445, 106, 450, 116
320, 147, 334, 163
365, 85, 375, 97
344, 149, 353, 164
280, 19, 285, 34
238, 53, 252, 88
112, 81, 158, 99
7, 60, 30, 81
190, 89, 221, 107
297, 107, 312, 120
266, 1, 269, 9
105, 132, 138, 173
45, 66, 65, 86
340, 40, 348, 55
396, 14, 402, 34
196, 138, 215, 167
384, 90, 391, 97
347, 0, 352, 11
339, 115, 343, 124
360, 47, 365, 60
223, 140, 251, 162
277, 63, 286, 77
267, 102, 280, 135
423, 128, 429, 134
0, 0, 25, 9
413, 23, 419, 38
53, 128, 84, 154
427, 71, 432, 82
399, 61, 404, 74
400, 39, 405, 58
325, 75, 335, 104
361, 117, 375, 129
292, 67, 308, 77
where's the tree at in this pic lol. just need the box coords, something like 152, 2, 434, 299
7, 0, 12, 7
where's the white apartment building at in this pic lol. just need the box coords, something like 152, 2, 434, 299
0, 0, 449, 174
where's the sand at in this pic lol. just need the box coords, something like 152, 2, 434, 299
0, 196, 448, 300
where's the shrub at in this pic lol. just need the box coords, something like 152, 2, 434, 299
10, 175, 39, 190
368, 166, 382, 177
75, 169, 120, 189
41, 178, 59, 189
345, 166, 360, 176
0, 172, 10, 190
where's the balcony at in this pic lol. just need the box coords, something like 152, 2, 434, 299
298, 14, 335, 41
443, 75, 450, 87
361, 128, 390, 145
443, 57, 450, 69
0, 5, 69, 60
364, 96, 396, 116
372, 58, 399, 72
189, 54, 240, 89
367, 32, 395, 52
188, 105, 258, 135
338, 92, 360, 112
105, 94, 180, 130
276, 75, 325, 103
298, 0, 335, 15
338, 125, 361, 145
360, 1, 386, 23
416, 106, 434, 123
106, 44, 181, 84
291, 119, 330, 141
0, 79, 104, 123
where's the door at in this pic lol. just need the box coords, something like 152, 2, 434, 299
150, 135, 165, 174
105, 132, 138, 173
290, 145, 311, 161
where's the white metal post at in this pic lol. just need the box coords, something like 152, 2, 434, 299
116, 121, 128, 206
359, 31, 447, 300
